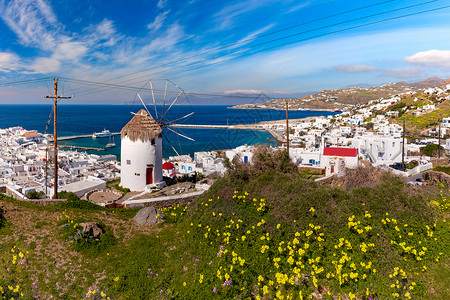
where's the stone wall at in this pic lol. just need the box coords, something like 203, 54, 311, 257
423, 171, 450, 186
431, 157, 449, 167
26, 199, 68, 206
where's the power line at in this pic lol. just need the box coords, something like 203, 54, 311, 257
0, 77, 52, 87
156, 3, 450, 80
81, 0, 398, 84
123, 0, 441, 81
60, 77, 271, 99
64, 0, 405, 96
72, 2, 448, 98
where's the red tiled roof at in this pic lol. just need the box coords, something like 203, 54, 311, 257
22, 132, 41, 137
323, 147, 358, 157
163, 162, 174, 170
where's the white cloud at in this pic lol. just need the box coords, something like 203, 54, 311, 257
83, 19, 122, 47
147, 10, 170, 31
25, 57, 61, 74
285, 1, 311, 13
229, 24, 275, 49
0, 0, 59, 50
53, 42, 88, 60
333, 64, 379, 73
157, 0, 167, 9
405, 50, 450, 68
381, 67, 425, 79
142, 24, 185, 53
213, 0, 271, 30
0, 52, 20, 72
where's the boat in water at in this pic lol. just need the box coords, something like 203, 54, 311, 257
106, 136, 116, 148
92, 129, 113, 139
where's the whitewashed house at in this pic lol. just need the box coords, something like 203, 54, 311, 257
378, 123, 403, 137
340, 126, 352, 136
441, 117, 450, 128
352, 135, 403, 165
321, 147, 359, 176
226, 145, 254, 164
162, 161, 175, 177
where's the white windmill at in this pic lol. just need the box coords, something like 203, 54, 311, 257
120, 80, 194, 191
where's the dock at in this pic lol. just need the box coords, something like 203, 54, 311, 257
169, 124, 234, 129
169, 124, 284, 144
169, 124, 263, 130
49, 132, 121, 142
58, 145, 105, 151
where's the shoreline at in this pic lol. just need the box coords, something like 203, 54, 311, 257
228, 106, 339, 112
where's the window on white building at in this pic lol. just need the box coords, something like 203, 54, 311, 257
126, 160, 131, 165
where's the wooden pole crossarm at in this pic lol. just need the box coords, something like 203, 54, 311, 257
43, 77, 72, 199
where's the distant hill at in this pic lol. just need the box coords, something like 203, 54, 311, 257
233, 77, 447, 110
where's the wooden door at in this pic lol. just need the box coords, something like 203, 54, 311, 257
146, 167, 153, 184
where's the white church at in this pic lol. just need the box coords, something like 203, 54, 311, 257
120, 109, 164, 191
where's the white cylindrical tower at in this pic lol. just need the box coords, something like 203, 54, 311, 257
120, 109, 163, 191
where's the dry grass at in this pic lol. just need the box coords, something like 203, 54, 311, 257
0, 198, 161, 298
319, 166, 404, 189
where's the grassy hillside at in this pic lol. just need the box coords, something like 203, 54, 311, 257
1, 150, 449, 299
383, 92, 450, 135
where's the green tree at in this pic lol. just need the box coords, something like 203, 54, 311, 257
420, 143, 444, 157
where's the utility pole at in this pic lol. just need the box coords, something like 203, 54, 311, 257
286, 99, 289, 155
45, 146, 48, 196
438, 122, 441, 158
44, 77, 71, 199
402, 120, 406, 171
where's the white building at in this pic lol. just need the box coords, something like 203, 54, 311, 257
120, 109, 163, 191
446, 139, 450, 155
226, 145, 254, 164
60, 178, 106, 198
162, 161, 175, 177
194, 151, 226, 176
378, 123, 403, 137
289, 148, 321, 166
321, 147, 359, 176
352, 135, 403, 165
441, 117, 450, 128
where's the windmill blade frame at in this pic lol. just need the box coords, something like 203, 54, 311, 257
164, 112, 195, 125
162, 132, 181, 156
164, 125, 195, 141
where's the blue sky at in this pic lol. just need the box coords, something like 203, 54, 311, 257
0, 0, 450, 104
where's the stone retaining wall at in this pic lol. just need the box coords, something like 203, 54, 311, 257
25, 199, 68, 206
431, 157, 449, 167
423, 170, 450, 186
83, 189, 123, 201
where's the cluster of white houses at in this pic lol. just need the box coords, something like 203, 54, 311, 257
0, 127, 118, 199
1, 97, 449, 199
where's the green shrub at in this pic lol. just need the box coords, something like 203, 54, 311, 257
434, 165, 450, 175
420, 143, 444, 157
114, 184, 130, 194
26, 190, 45, 199
72, 231, 116, 256
56, 191, 80, 201
58, 215, 116, 256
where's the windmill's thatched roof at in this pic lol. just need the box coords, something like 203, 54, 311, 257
121, 109, 162, 142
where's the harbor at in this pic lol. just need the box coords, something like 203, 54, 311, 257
49, 132, 121, 142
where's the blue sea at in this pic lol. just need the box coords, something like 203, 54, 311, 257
0, 105, 336, 160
